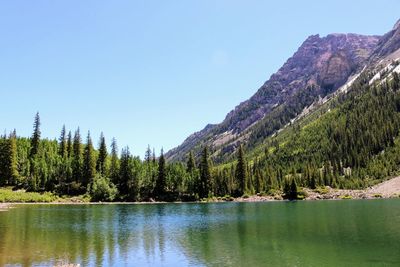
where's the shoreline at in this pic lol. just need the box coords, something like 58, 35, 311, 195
1, 176, 400, 207
1, 192, 398, 207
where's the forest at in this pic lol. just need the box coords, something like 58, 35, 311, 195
0, 70, 400, 202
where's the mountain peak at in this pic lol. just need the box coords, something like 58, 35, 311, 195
393, 19, 400, 31
368, 18, 400, 63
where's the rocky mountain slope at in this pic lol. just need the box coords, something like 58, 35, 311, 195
167, 20, 400, 162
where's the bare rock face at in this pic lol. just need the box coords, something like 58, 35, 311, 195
369, 19, 400, 64
166, 27, 384, 162
228, 33, 380, 134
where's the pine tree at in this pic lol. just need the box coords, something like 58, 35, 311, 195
30, 112, 41, 158
144, 145, 153, 183
118, 146, 132, 197
7, 133, 18, 185
154, 148, 166, 199
186, 151, 198, 196
199, 147, 211, 198
145, 145, 152, 164
66, 131, 72, 158
283, 178, 298, 200
0, 133, 18, 185
109, 138, 119, 185
290, 178, 298, 200
59, 125, 67, 158
152, 148, 156, 164
186, 151, 196, 173
235, 144, 247, 196
72, 128, 82, 183
0, 137, 6, 185
392, 71, 399, 89
96, 132, 107, 175
82, 131, 96, 186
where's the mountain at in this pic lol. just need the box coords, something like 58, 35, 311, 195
368, 19, 400, 65
166, 27, 387, 162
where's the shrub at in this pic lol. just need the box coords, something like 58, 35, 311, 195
222, 195, 234, 201
297, 189, 308, 200
89, 175, 118, 202
266, 189, 280, 196
0, 188, 58, 203
314, 186, 329, 194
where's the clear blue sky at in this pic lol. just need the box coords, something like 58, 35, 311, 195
0, 0, 399, 158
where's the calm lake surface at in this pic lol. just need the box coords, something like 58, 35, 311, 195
0, 200, 399, 267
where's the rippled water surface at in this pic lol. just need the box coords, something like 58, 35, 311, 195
0, 200, 399, 266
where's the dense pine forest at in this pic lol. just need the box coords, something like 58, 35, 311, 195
1, 68, 400, 201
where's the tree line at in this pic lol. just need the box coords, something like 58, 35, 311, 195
1, 69, 399, 201
0, 113, 252, 201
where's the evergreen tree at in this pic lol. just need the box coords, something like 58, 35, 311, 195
30, 112, 41, 158
96, 132, 107, 175
199, 147, 211, 198
235, 144, 247, 196
118, 147, 129, 195
0, 133, 18, 185
152, 148, 156, 164
186, 151, 196, 173
7, 133, 18, 185
283, 178, 298, 200
66, 131, 72, 158
72, 128, 82, 183
118, 146, 138, 199
59, 125, 67, 158
290, 178, 298, 200
145, 145, 152, 164
82, 132, 96, 186
109, 138, 119, 185
392, 71, 399, 89
186, 151, 198, 196
154, 148, 166, 199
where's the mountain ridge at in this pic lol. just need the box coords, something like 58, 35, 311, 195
167, 20, 400, 162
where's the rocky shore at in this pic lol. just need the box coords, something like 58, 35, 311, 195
235, 176, 400, 202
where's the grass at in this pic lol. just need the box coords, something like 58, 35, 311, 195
0, 187, 59, 203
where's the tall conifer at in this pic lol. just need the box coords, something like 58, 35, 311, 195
199, 147, 211, 198
96, 132, 108, 175
83, 131, 96, 186
72, 128, 82, 183
59, 125, 67, 157
154, 148, 166, 199
235, 144, 247, 196
30, 112, 41, 158
109, 138, 119, 184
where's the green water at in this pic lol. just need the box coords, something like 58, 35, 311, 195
0, 200, 399, 266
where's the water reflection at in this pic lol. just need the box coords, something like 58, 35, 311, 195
0, 201, 399, 266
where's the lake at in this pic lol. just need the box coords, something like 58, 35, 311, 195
0, 200, 399, 266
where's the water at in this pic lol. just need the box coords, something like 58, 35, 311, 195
0, 200, 399, 267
